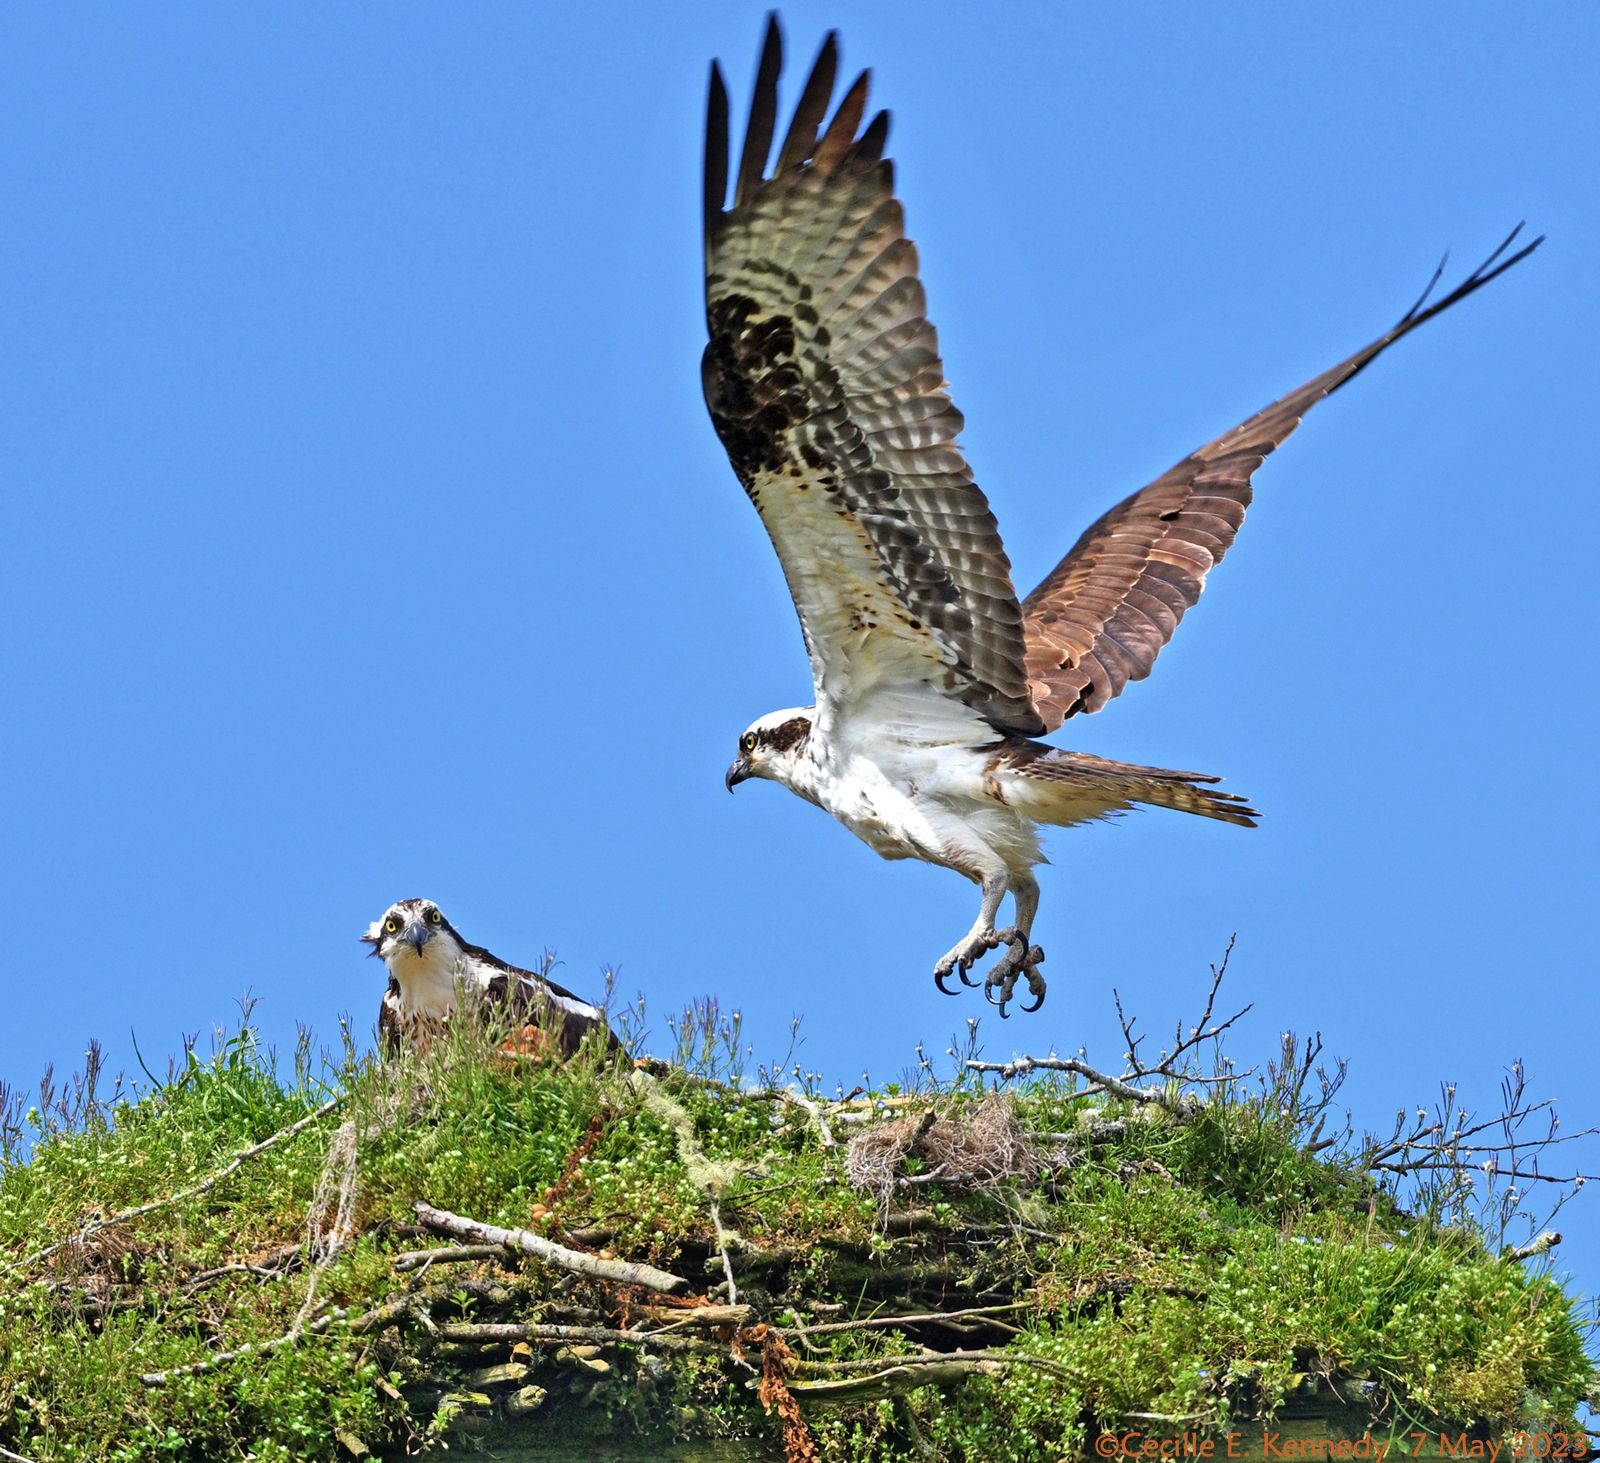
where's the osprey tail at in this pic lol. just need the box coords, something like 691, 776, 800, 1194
998, 744, 1259, 829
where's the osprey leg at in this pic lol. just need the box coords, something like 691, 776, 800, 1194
978, 872, 1047, 1015
932, 869, 1009, 995
1010, 871, 1040, 946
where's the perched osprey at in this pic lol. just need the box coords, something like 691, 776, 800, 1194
704, 19, 1540, 1012
361, 899, 612, 1056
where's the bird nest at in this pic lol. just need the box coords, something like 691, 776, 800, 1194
843, 1093, 1042, 1209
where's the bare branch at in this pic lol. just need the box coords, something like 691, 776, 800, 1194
413, 1201, 687, 1294
181, 1243, 301, 1294
5, 1097, 344, 1278
637, 1303, 752, 1329
785, 1359, 1003, 1405
708, 1197, 739, 1306
1504, 1231, 1561, 1262
392, 1244, 506, 1273
140, 1291, 426, 1385
966, 1054, 1198, 1116
435, 1321, 720, 1354
780, 1302, 1032, 1338
791, 1346, 1077, 1380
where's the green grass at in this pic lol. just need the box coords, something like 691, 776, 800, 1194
0, 1002, 1591, 1462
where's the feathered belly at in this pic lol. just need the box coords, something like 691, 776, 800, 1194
819, 750, 1043, 874
818, 776, 937, 862
838, 805, 924, 861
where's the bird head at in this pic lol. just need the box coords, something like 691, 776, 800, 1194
726, 707, 815, 792
360, 898, 464, 975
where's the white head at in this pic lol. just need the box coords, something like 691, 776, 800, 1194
725, 706, 816, 794
360, 898, 469, 1017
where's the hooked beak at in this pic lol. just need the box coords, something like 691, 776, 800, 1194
402, 923, 433, 955
725, 755, 751, 793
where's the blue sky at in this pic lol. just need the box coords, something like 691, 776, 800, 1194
5, 2, 1597, 1313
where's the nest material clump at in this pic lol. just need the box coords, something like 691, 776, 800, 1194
844, 1094, 1042, 1208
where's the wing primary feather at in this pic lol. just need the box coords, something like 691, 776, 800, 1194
1397, 222, 1539, 332
1308, 225, 1543, 401
701, 19, 1058, 737
814, 69, 869, 173
1021, 226, 1542, 732
775, 31, 838, 175
853, 108, 891, 163
704, 61, 730, 263
735, 14, 783, 206
1398, 251, 1449, 325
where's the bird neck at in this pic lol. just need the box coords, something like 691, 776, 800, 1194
389, 934, 471, 1018
769, 741, 827, 806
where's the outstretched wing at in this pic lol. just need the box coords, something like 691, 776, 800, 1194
1022, 228, 1542, 730
703, 18, 1044, 737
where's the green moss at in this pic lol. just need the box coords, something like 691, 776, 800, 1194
0, 1011, 1590, 1462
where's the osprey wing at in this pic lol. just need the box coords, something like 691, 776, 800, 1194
1022, 228, 1541, 729
377, 979, 404, 1056
465, 944, 618, 1056
704, 20, 1043, 737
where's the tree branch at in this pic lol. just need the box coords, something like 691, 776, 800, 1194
413, 1201, 687, 1294
1503, 1231, 1561, 1262
392, 1244, 506, 1273
966, 1054, 1198, 1115
6, 1097, 344, 1278
435, 1321, 720, 1354
139, 1291, 424, 1386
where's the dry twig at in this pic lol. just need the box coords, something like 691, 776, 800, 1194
392, 1243, 506, 1272
846, 1095, 1040, 1205
413, 1201, 687, 1294
708, 1196, 739, 1305
139, 1291, 427, 1385
5, 1097, 344, 1278
1504, 1231, 1561, 1262
436, 1321, 721, 1354
780, 1301, 1032, 1338
965, 1053, 1197, 1112
969, 943, 1253, 1120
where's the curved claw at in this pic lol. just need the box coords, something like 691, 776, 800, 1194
940, 929, 1044, 1011
984, 960, 1021, 1016
1018, 948, 1049, 1013
934, 958, 986, 995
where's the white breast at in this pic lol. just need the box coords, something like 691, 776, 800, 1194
386, 935, 480, 1019
823, 729, 1045, 876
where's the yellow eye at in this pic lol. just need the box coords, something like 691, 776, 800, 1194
742, 733, 757, 752
429, 910, 443, 926
384, 918, 399, 934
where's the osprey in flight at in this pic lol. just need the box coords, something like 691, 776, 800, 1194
362, 899, 612, 1056
704, 19, 1540, 1013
